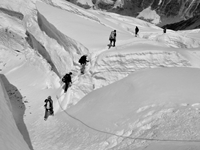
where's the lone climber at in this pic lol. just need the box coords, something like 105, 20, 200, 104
79, 55, 89, 74
135, 26, 139, 37
44, 96, 54, 120
163, 27, 167, 33
109, 30, 116, 47
62, 72, 72, 93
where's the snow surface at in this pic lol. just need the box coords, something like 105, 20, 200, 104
0, 76, 30, 150
137, 6, 161, 24
0, 0, 200, 149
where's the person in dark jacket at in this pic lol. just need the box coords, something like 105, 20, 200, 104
79, 55, 89, 74
62, 72, 72, 93
109, 30, 116, 47
44, 96, 54, 120
135, 26, 139, 37
163, 27, 167, 33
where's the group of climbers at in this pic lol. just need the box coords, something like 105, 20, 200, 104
43, 26, 168, 120
43, 55, 89, 120
109, 26, 167, 47
61, 55, 89, 93
109, 26, 139, 48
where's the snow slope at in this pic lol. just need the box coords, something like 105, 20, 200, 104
0, 77, 30, 150
68, 67, 200, 149
0, 0, 200, 150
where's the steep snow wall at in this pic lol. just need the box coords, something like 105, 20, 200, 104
36, 11, 89, 66
25, 2, 89, 77
0, 77, 30, 150
0, 0, 89, 77
0, 0, 35, 17
0, 10, 60, 89
0, 1, 64, 77
0, 7, 24, 20
92, 50, 191, 89
66, 47, 196, 107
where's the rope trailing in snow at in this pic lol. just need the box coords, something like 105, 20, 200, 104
56, 93, 200, 143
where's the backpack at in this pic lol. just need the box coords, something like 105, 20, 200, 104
109, 31, 115, 39
62, 74, 71, 83
135, 27, 139, 32
79, 55, 87, 64
62, 76, 66, 82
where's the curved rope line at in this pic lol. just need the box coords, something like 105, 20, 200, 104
56, 94, 200, 143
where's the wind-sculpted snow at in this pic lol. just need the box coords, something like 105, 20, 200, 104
142, 31, 200, 48
34, 0, 200, 107
43, 0, 101, 24
0, 7, 24, 20
0, 13, 26, 50
26, 5, 88, 77
36, 11, 89, 69
0, 10, 60, 86
67, 68, 200, 149
92, 50, 191, 89
0, 78, 30, 150
0, 0, 89, 77
0, 0, 36, 16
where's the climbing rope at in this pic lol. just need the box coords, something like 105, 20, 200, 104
56, 94, 200, 143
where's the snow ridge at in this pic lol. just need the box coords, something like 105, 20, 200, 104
92, 50, 191, 89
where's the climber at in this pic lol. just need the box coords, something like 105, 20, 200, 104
135, 26, 139, 37
163, 27, 167, 33
62, 72, 72, 93
78, 55, 89, 74
44, 96, 54, 120
109, 30, 117, 47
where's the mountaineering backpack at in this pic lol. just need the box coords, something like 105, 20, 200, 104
62, 76, 66, 82
110, 31, 115, 39
62, 74, 71, 83
79, 55, 87, 64
62, 74, 68, 82
136, 27, 139, 32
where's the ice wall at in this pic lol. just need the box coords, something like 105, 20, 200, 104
0, 77, 30, 150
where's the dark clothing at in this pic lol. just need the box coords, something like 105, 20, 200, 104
109, 31, 116, 46
79, 55, 88, 65
44, 97, 54, 120
109, 31, 116, 40
135, 26, 139, 37
62, 74, 72, 83
109, 39, 116, 47
79, 55, 89, 74
44, 109, 51, 120
64, 82, 70, 92
62, 73, 72, 92
80, 63, 86, 74
163, 28, 166, 33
